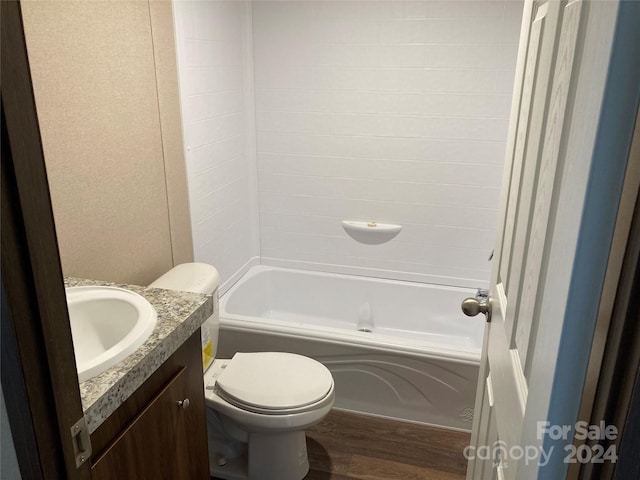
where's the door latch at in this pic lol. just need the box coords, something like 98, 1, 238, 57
70, 416, 91, 468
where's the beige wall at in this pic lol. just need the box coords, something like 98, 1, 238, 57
21, 1, 192, 286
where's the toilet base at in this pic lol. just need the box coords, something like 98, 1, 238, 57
209, 431, 310, 480
249, 430, 309, 480
209, 452, 248, 480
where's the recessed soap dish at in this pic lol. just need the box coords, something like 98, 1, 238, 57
341, 221, 402, 245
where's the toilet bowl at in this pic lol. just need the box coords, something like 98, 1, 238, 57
205, 353, 334, 479
150, 263, 335, 480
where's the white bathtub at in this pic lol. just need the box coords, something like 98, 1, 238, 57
218, 265, 484, 431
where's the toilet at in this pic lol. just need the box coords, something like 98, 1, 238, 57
150, 263, 335, 480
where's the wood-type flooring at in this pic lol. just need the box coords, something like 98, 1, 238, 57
212, 409, 471, 480
304, 410, 470, 480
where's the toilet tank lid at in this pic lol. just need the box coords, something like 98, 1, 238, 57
149, 263, 219, 295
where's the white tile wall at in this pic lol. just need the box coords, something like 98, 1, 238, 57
173, 1, 259, 292
252, 0, 523, 288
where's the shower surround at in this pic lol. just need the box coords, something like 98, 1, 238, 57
173, 0, 523, 290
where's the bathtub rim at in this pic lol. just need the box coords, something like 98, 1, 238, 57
220, 265, 483, 367
220, 317, 481, 366
224, 264, 482, 295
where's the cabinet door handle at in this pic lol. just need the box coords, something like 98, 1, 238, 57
177, 398, 190, 409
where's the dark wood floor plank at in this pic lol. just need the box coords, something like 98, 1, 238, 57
306, 410, 470, 476
315, 410, 470, 452
348, 454, 465, 480
213, 409, 470, 480
305, 470, 353, 480
307, 437, 352, 476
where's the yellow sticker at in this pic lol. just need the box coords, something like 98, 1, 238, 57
202, 340, 214, 370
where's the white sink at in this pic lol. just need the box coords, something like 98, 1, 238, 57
66, 286, 158, 382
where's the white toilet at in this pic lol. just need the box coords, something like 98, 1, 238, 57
150, 263, 335, 480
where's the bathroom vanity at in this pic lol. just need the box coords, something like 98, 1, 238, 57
90, 332, 207, 479
66, 278, 213, 479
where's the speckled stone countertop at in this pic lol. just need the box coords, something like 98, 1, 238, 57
65, 277, 213, 434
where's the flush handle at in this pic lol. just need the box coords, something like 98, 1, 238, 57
177, 398, 190, 409
461, 296, 492, 322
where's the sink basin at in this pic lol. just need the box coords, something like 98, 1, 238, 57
66, 286, 157, 382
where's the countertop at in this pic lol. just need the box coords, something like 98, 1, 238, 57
65, 277, 213, 433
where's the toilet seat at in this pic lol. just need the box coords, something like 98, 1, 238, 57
214, 352, 334, 415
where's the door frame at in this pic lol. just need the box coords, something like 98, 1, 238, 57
467, 1, 640, 478
531, 1, 640, 477
574, 80, 640, 480
1, 1, 91, 478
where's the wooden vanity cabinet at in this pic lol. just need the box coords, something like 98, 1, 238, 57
90, 332, 209, 480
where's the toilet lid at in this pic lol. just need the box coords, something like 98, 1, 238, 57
215, 352, 333, 411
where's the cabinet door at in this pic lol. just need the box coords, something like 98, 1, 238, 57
91, 366, 209, 480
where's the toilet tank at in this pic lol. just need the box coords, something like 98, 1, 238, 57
150, 263, 220, 372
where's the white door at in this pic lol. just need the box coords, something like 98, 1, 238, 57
465, 1, 621, 479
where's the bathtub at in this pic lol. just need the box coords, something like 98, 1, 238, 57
218, 265, 484, 431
